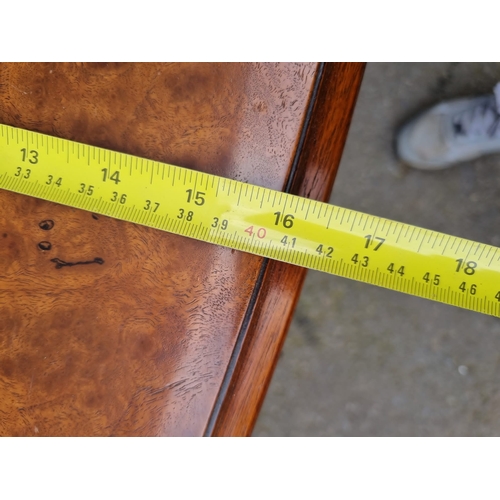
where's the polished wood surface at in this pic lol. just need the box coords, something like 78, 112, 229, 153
210, 63, 365, 435
0, 63, 364, 436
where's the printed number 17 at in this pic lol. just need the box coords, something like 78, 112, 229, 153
364, 234, 385, 251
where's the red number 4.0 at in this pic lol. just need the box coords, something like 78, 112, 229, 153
245, 226, 266, 239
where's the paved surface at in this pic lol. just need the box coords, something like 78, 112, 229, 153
254, 63, 500, 436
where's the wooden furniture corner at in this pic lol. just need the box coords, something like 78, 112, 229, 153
0, 62, 364, 436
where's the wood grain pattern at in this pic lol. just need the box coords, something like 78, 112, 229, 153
0, 63, 318, 436
210, 63, 366, 436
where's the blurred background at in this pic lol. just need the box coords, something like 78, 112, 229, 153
254, 62, 500, 436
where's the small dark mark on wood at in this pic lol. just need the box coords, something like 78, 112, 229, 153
92, 214, 99, 220
39, 220, 54, 230
2, 233, 7, 238
38, 241, 52, 251
50, 257, 104, 269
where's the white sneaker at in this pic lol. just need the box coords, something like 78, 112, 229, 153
396, 83, 500, 169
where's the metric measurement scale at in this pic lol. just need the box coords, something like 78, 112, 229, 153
1, 123, 500, 317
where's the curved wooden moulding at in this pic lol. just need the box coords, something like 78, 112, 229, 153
0, 62, 364, 436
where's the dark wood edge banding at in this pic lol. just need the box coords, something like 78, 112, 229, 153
208, 62, 366, 436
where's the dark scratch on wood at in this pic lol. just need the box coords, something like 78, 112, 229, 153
50, 257, 104, 269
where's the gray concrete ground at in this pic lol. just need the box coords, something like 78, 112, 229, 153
253, 63, 500, 436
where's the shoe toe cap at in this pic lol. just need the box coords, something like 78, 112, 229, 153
397, 111, 451, 169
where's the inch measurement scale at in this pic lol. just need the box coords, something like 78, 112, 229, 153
1, 123, 500, 317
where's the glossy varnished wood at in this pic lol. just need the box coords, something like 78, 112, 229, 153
0, 63, 365, 436
0, 63, 318, 435
210, 63, 366, 436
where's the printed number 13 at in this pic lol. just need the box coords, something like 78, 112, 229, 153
20, 148, 38, 164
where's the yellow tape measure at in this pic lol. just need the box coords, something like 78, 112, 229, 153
1, 123, 500, 317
